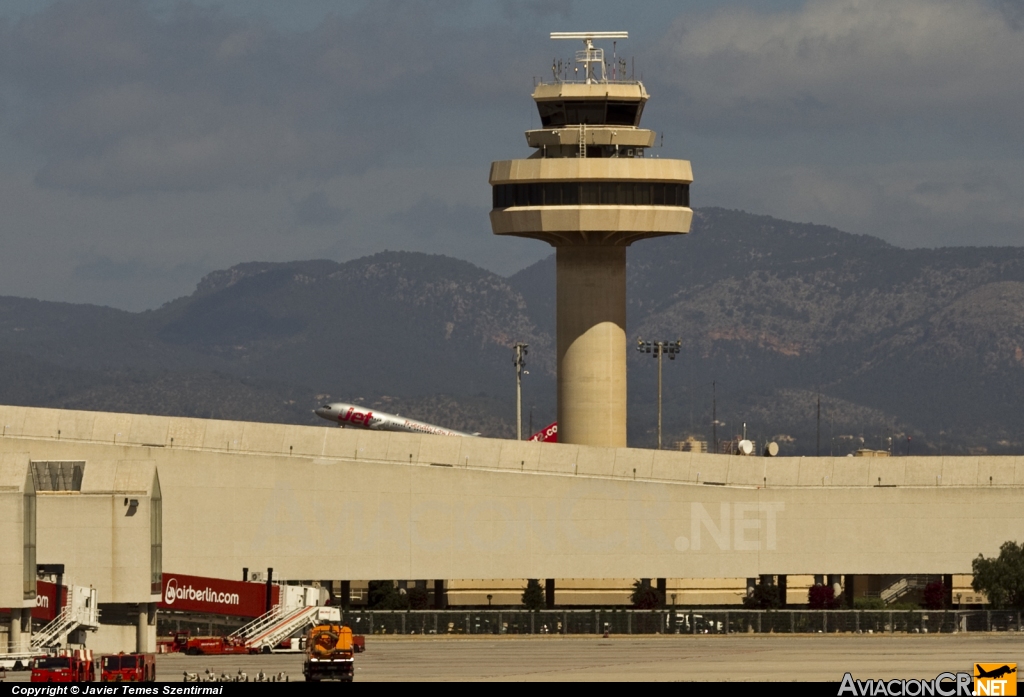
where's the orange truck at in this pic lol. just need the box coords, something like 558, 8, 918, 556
100, 653, 156, 682
30, 654, 96, 682
302, 624, 355, 682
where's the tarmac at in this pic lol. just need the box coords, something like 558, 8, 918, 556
3, 635, 1021, 682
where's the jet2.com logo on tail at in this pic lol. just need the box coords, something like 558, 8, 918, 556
163, 577, 240, 607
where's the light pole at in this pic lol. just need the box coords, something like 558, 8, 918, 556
513, 343, 528, 440
637, 339, 681, 449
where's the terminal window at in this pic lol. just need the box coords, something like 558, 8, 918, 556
30, 461, 86, 491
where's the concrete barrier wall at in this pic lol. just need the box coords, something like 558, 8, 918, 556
3, 405, 1024, 487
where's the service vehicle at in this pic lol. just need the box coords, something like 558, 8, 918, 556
30, 654, 95, 682
302, 623, 355, 682
169, 631, 251, 655
100, 652, 156, 682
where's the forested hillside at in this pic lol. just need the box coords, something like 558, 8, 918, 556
3, 207, 1023, 454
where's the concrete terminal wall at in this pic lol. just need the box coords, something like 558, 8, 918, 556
1, 406, 1023, 584
0, 454, 32, 608
3, 405, 1024, 488
35, 460, 158, 604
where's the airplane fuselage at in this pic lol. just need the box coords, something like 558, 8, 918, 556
314, 402, 476, 437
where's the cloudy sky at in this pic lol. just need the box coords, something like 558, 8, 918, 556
1, 0, 1022, 310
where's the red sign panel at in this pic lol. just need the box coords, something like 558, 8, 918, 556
529, 422, 558, 443
33, 581, 68, 621
158, 574, 279, 618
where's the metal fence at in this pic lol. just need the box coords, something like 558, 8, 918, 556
338, 609, 1024, 636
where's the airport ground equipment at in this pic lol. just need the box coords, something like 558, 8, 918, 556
100, 652, 156, 682
1, 583, 100, 669
30, 649, 95, 682
30, 585, 99, 650
168, 631, 250, 656
229, 584, 336, 652
303, 623, 355, 682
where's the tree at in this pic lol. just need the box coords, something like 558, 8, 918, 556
742, 580, 781, 609
808, 584, 842, 609
522, 579, 545, 610
922, 581, 946, 610
630, 580, 662, 609
367, 580, 410, 610
408, 587, 430, 610
972, 541, 1024, 610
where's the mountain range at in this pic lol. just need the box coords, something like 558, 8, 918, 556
2, 207, 1022, 456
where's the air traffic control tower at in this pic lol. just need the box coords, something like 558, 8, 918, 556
490, 32, 693, 447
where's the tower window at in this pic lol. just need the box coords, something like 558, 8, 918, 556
536, 100, 643, 127
492, 182, 689, 209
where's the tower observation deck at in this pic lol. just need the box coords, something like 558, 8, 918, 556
489, 32, 693, 448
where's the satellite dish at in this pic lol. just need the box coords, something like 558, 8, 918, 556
737, 440, 753, 456
764, 442, 779, 457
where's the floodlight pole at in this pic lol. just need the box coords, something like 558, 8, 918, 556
658, 346, 663, 449
637, 339, 680, 450
513, 343, 528, 440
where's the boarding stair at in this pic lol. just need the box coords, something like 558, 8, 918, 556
31, 585, 99, 650
229, 584, 336, 652
880, 575, 933, 604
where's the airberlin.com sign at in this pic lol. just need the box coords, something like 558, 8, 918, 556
159, 574, 278, 617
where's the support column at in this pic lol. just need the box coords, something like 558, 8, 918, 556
9, 608, 23, 653
545, 579, 555, 610
433, 580, 447, 610
20, 606, 31, 647
656, 578, 667, 607
828, 574, 842, 601
136, 604, 147, 653
943, 574, 953, 608
844, 575, 856, 608
778, 575, 788, 608
340, 581, 351, 611
556, 246, 627, 447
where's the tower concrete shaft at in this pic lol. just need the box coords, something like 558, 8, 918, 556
490, 32, 692, 447
557, 246, 626, 447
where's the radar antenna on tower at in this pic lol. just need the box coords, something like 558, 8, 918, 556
550, 31, 628, 84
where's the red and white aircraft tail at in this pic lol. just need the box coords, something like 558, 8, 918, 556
315, 402, 477, 437
528, 422, 558, 443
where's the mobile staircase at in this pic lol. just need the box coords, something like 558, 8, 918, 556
230, 585, 336, 652
880, 575, 933, 604
32, 585, 100, 650
0, 585, 99, 670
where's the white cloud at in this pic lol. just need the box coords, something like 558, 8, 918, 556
655, 0, 1024, 134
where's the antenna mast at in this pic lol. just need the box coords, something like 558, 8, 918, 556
550, 31, 628, 83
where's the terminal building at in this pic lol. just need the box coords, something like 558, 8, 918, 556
1, 403, 1021, 654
